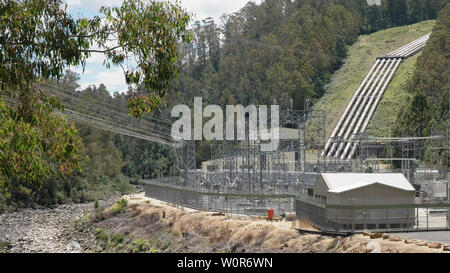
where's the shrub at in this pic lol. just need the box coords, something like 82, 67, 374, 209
96, 228, 109, 242
111, 198, 128, 214
129, 238, 152, 253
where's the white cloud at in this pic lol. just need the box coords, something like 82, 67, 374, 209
79, 69, 128, 93
66, 0, 81, 6
66, 0, 258, 23
178, 0, 261, 23
86, 52, 106, 64
65, 0, 122, 9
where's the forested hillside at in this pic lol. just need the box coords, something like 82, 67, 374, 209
169, 0, 447, 112
394, 4, 450, 136
392, 4, 450, 165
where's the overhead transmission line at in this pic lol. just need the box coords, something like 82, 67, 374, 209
41, 83, 175, 140
0, 93, 176, 147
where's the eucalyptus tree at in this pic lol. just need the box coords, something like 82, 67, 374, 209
0, 0, 191, 201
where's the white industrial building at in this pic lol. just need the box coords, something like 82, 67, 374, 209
310, 173, 416, 230
313, 173, 416, 204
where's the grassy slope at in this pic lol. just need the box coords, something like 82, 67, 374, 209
365, 54, 420, 136
312, 20, 435, 139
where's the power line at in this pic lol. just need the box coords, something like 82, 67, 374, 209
0, 94, 176, 147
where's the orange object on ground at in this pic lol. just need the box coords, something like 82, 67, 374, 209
267, 209, 274, 221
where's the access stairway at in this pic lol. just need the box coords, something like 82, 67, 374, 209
322, 33, 431, 160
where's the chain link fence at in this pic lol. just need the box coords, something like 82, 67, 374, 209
295, 198, 450, 233
143, 177, 450, 233
143, 178, 295, 216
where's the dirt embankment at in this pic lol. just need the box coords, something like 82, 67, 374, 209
72, 193, 449, 253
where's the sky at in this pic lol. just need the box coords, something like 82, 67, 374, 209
65, 0, 261, 94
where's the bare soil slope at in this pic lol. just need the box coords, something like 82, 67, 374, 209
75, 194, 448, 253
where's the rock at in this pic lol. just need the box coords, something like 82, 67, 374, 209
285, 213, 296, 222
388, 236, 402, 242
66, 240, 82, 253
212, 212, 225, 217
404, 238, 416, 244
95, 246, 104, 253
415, 241, 428, 246
366, 241, 381, 253
443, 245, 450, 251
0, 202, 94, 253
428, 242, 442, 249
370, 233, 383, 239
382, 234, 390, 240
362, 230, 372, 236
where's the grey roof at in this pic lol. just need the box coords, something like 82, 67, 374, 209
321, 173, 415, 193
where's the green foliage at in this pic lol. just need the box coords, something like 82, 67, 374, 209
0, 0, 90, 93
333, 0, 446, 34
0, 192, 7, 212
128, 238, 158, 253
172, 0, 445, 120
393, 4, 450, 165
73, 211, 92, 227
111, 234, 124, 245
98, 0, 191, 107
96, 228, 109, 242
116, 135, 177, 179
0, 0, 191, 206
394, 4, 450, 136
0, 96, 84, 203
1, 0, 191, 110
111, 198, 128, 214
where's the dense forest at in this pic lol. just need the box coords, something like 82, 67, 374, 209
394, 4, 449, 135
393, 4, 450, 165
170, 0, 448, 112
0, 0, 448, 210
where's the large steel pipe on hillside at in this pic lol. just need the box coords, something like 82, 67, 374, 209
387, 34, 430, 57
333, 59, 391, 158
345, 58, 402, 159
326, 59, 386, 157
393, 37, 428, 58
339, 59, 398, 160
387, 38, 424, 57
335, 59, 393, 158
402, 40, 429, 58
321, 60, 381, 157
323, 33, 430, 159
